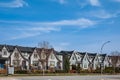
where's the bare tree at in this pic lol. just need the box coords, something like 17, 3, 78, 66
37, 41, 53, 75
38, 41, 52, 49
110, 51, 120, 73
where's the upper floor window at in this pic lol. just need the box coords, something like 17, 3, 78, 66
72, 57, 74, 60
95, 58, 98, 61
3, 50, 7, 55
34, 53, 38, 58
14, 53, 19, 58
84, 57, 87, 61
41, 53, 46, 59
51, 54, 54, 59
33, 61, 38, 66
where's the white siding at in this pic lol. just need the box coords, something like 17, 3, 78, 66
82, 54, 89, 69
10, 48, 24, 66
48, 52, 58, 68
2, 47, 10, 58
69, 53, 77, 65
30, 49, 40, 65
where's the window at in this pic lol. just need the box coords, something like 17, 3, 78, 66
84, 64, 87, 68
34, 53, 38, 58
72, 57, 74, 60
3, 50, 7, 55
50, 61, 55, 67
14, 53, 19, 58
95, 58, 97, 61
13, 60, 20, 66
51, 54, 54, 59
33, 61, 38, 66
41, 53, 46, 59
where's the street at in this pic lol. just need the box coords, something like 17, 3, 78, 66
0, 75, 120, 80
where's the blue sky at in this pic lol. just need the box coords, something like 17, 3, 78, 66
0, 0, 120, 54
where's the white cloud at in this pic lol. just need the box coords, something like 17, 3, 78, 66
0, 18, 96, 28
11, 32, 41, 40
0, 0, 28, 8
0, 18, 97, 40
18, 27, 60, 33
45, 18, 96, 28
89, 0, 101, 6
89, 10, 118, 19
51, 0, 66, 4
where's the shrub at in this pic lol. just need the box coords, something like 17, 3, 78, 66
115, 67, 120, 73
80, 70, 90, 73
69, 70, 76, 73
103, 67, 114, 73
15, 70, 28, 74
55, 70, 65, 73
94, 67, 101, 73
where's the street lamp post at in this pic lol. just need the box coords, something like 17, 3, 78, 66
100, 41, 110, 54
100, 41, 110, 75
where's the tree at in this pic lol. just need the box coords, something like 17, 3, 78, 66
63, 55, 70, 73
37, 41, 53, 75
38, 41, 52, 49
110, 51, 120, 73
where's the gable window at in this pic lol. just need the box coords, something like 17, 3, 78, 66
34, 53, 38, 58
41, 53, 46, 59
51, 54, 54, 59
3, 50, 7, 55
95, 58, 97, 61
14, 53, 19, 58
72, 57, 74, 60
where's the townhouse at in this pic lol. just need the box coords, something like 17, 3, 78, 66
59, 51, 111, 70
0, 44, 116, 72
0, 44, 62, 71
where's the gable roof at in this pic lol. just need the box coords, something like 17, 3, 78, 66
60, 50, 74, 59
77, 52, 88, 62
17, 46, 34, 53
99, 54, 107, 62
0, 44, 15, 52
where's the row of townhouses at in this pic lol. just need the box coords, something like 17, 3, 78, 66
0, 44, 119, 71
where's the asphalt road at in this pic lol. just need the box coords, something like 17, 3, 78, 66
0, 75, 120, 80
